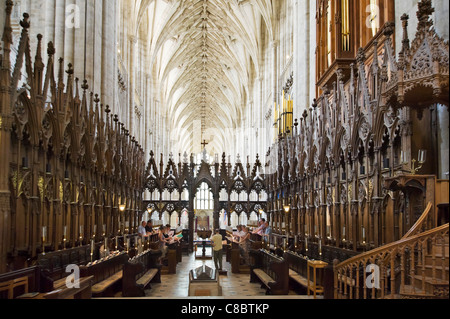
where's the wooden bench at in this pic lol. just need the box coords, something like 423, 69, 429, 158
43, 276, 94, 299
79, 252, 129, 297
284, 251, 334, 299
227, 236, 261, 274
16, 276, 94, 300
284, 251, 309, 291
0, 266, 54, 299
37, 243, 102, 289
161, 249, 178, 274
122, 249, 162, 297
250, 249, 289, 295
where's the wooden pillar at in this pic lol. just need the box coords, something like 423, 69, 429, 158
188, 186, 195, 252
213, 192, 220, 231
0, 8, 12, 266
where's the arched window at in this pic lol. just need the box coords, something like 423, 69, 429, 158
180, 209, 189, 229
194, 182, 213, 210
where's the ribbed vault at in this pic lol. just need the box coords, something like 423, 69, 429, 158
134, 0, 274, 155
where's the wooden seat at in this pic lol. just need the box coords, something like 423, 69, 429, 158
0, 280, 13, 299
136, 268, 159, 287
53, 277, 68, 290
44, 276, 93, 299
91, 270, 123, 295
288, 269, 308, 287
161, 249, 177, 274
250, 249, 289, 295
12, 276, 29, 299
79, 252, 129, 297
253, 269, 275, 286
122, 249, 162, 297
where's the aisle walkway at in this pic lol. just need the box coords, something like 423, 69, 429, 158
144, 248, 314, 298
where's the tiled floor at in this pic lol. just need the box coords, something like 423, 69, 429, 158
143, 248, 312, 299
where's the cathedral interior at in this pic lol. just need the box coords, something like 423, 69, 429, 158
0, 0, 449, 302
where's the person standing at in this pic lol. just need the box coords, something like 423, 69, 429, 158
138, 221, 147, 238
239, 226, 251, 265
263, 221, 272, 245
145, 220, 153, 235
158, 226, 170, 258
211, 229, 224, 271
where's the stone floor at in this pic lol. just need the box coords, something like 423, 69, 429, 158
143, 247, 316, 299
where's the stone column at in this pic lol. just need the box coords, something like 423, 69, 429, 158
54, 0, 66, 62
101, 0, 115, 110
128, 35, 137, 130
272, 41, 278, 106
294, 0, 311, 115
64, 0, 75, 75
0, 0, 14, 274
74, 0, 86, 81
351, 200, 359, 251
44, 0, 56, 54
29, 0, 46, 55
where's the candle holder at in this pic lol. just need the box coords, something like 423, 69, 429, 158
41, 237, 46, 256
90, 239, 95, 263
362, 227, 366, 246
79, 226, 84, 247
319, 237, 323, 256
401, 150, 427, 175
42, 226, 47, 255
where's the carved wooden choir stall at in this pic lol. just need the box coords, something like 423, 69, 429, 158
0, 0, 448, 300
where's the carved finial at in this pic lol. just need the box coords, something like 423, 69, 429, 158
47, 41, 55, 56
302, 110, 308, 120
5, 0, 13, 14
356, 47, 366, 65
383, 22, 395, 37
66, 63, 74, 75
417, 0, 434, 30
401, 14, 410, 52
81, 79, 88, 91
1, 1, 14, 61
20, 13, 30, 30
74, 77, 80, 98
36, 34, 43, 48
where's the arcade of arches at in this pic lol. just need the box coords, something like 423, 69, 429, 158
0, 0, 449, 300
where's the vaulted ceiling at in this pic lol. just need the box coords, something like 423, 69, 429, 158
133, 0, 275, 155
